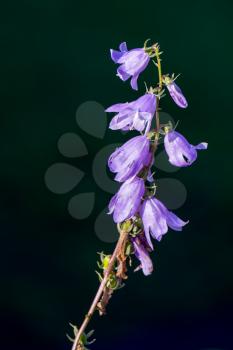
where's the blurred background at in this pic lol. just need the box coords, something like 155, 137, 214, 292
0, 1, 232, 349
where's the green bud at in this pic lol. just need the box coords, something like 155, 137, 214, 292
121, 219, 132, 232
125, 242, 133, 256
107, 273, 118, 290
102, 255, 111, 269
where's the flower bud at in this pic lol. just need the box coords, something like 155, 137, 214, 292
163, 76, 188, 108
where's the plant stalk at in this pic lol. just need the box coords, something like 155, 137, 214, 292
71, 229, 128, 350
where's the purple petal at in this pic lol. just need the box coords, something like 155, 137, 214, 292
132, 111, 152, 132
110, 49, 125, 64
117, 66, 130, 81
140, 198, 168, 248
108, 135, 150, 182
129, 55, 150, 90
133, 238, 153, 276
167, 82, 188, 108
147, 169, 155, 183
140, 196, 188, 246
148, 199, 168, 241
119, 42, 128, 52
117, 48, 142, 64
110, 44, 150, 90
131, 93, 156, 114
112, 177, 145, 223
114, 162, 141, 182
109, 111, 135, 130
164, 131, 205, 167
195, 142, 208, 150
106, 93, 156, 132
119, 49, 149, 72
166, 211, 189, 231
130, 74, 139, 90
108, 194, 117, 214
105, 102, 129, 113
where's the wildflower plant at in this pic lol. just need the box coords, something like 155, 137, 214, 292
69, 40, 208, 350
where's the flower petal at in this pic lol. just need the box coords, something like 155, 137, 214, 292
108, 194, 117, 214
109, 111, 135, 130
166, 211, 189, 231
108, 135, 150, 182
119, 42, 128, 52
105, 102, 129, 113
110, 44, 150, 90
130, 74, 139, 90
149, 199, 168, 241
167, 82, 188, 108
131, 93, 156, 114
140, 198, 168, 247
106, 93, 156, 132
164, 131, 207, 167
110, 49, 125, 63
133, 238, 153, 276
117, 66, 130, 81
111, 177, 145, 223
132, 111, 152, 132
195, 142, 208, 150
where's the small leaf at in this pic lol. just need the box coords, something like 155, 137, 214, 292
66, 333, 74, 342
95, 270, 103, 282
125, 242, 132, 256
86, 330, 95, 338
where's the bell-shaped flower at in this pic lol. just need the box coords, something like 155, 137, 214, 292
108, 177, 145, 223
140, 197, 188, 249
164, 130, 208, 167
106, 92, 156, 133
110, 42, 150, 90
132, 234, 153, 276
163, 76, 188, 108
108, 135, 151, 182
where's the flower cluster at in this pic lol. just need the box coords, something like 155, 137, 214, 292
68, 40, 208, 350
106, 41, 208, 276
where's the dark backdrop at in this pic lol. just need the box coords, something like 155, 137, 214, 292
0, 1, 232, 350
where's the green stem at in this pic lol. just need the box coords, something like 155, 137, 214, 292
155, 45, 163, 90
154, 45, 163, 133
71, 228, 128, 350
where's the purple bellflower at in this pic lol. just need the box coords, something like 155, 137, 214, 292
108, 177, 145, 223
164, 130, 208, 167
140, 197, 188, 249
132, 235, 153, 276
163, 76, 188, 108
108, 135, 151, 182
106, 92, 156, 133
110, 42, 150, 90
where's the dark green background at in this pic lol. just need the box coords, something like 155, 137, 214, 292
0, 1, 232, 349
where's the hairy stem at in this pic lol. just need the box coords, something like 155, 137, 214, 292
71, 228, 128, 350
155, 45, 163, 90
154, 46, 162, 132
155, 97, 160, 133
155, 45, 163, 135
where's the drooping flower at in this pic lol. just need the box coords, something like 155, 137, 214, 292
140, 197, 188, 249
164, 130, 208, 167
106, 92, 156, 133
110, 42, 150, 90
132, 234, 153, 276
108, 135, 151, 182
108, 177, 145, 223
163, 76, 188, 108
